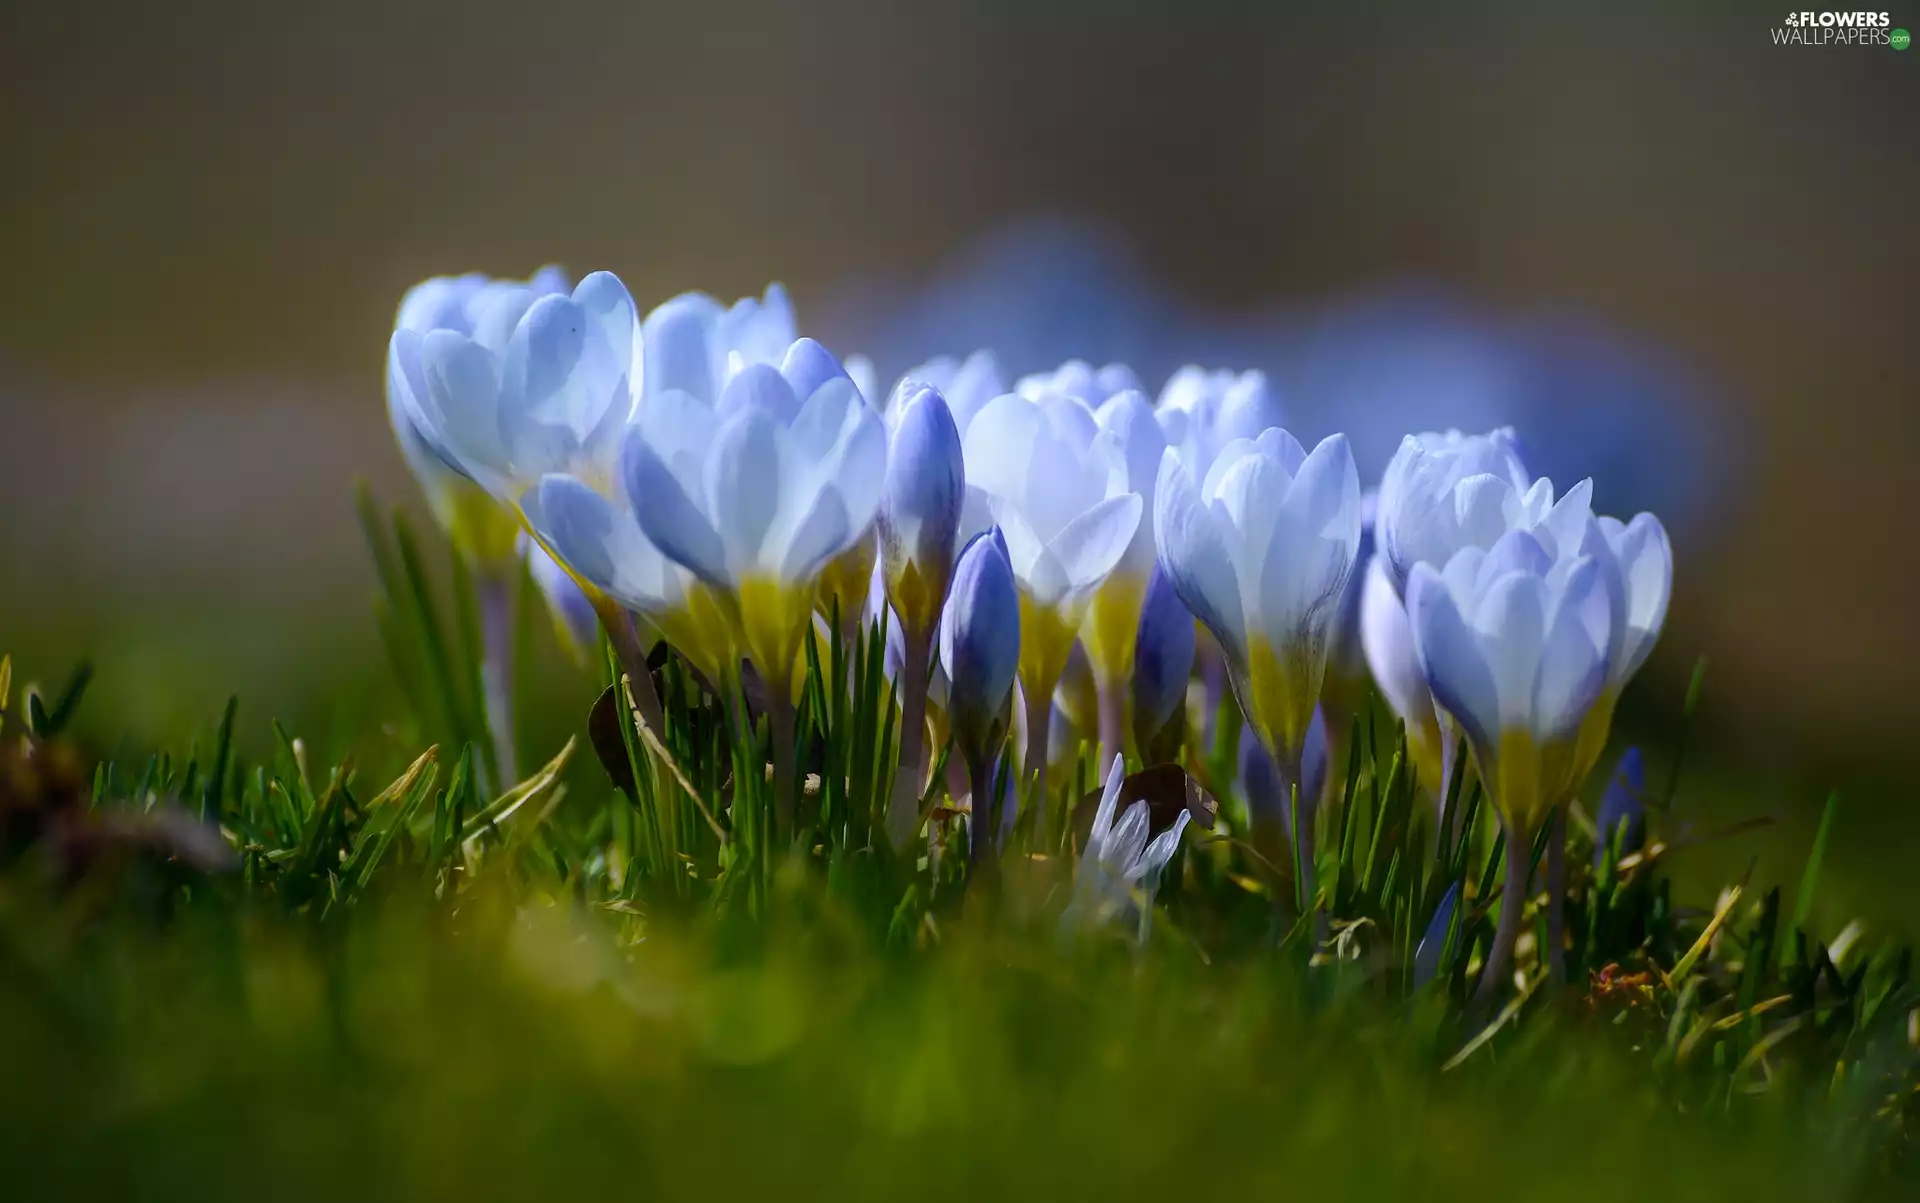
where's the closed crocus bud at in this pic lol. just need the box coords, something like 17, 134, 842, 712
962, 393, 1143, 780
624, 340, 886, 698
1153, 428, 1361, 788
1131, 565, 1196, 753
940, 528, 1022, 774
1360, 559, 1453, 801
1413, 881, 1463, 991
1593, 746, 1648, 868
878, 383, 966, 639
385, 267, 568, 563
896, 350, 1007, 438
1406, 529, 1616, 842
1238, 706, 1329, 838
521, 534, 599, 658
1061, 754, 1193, 942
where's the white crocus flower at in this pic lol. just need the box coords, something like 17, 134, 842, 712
1061, 753, 1192, 943
1153, 427, 1361, 902
385, 266, 568, 563
960, 392, 1143, 788
623, 338, 887, 701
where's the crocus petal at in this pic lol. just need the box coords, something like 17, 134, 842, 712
1153, 449, 1246, 657
622, 425, 731, 589
1407, 563, 1499, 754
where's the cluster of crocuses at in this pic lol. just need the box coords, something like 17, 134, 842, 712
385, 266, 1671, 962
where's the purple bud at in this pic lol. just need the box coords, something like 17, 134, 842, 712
1593, 747, 1647, 868
1413, 881, 1462, 990
939, 528, 1021, 767
1132, 565, 1196, 742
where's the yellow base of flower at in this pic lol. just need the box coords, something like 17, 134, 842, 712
1238, 634, 1322, 771
738, 576, 817, 704
438, 480, 522, 567
1017, 592, 1084, 726
1079, 575, 1145, 692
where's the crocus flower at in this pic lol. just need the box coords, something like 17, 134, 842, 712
396, 268, 658, 780
1406, 530, 1614, 839
876, 381, 967, 845
1359, 558, 1453, 804
1061, 753, 1193, 943
1153, 367, 1288, 737
399, 272, 724, 704
1569, 515, 1674, 782
1080, 389, 1168, 762
386, 266, 567, 563
1593, 746, 1648, 868
940, 528, 1023, 860
1406, 529, 1614, 1000
624, 337, 886, 701
1413, 881, 1463, 991
961, 393, 1143, 786
1130, 565, 1197, 758
1153, 428, 1361, 817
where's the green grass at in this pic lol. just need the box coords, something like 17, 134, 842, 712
0, 511, 1914, 1201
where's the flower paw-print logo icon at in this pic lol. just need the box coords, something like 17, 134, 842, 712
1784, 11, 1801, 24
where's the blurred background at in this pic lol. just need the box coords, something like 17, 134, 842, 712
2, 3, 1915, 914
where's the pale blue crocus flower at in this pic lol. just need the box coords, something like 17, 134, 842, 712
1568, 514, 1673, 784
1061, 753, 1193, 944
1406, 528, 1616, 999
399, 271, 714, 727
960, 392, 1143, 789
386, 266, 568, 563
1152, 427, 1361, 892
623, 337, 886, 706
1079, 389, 1167, 764
1360, 556, 1454, 805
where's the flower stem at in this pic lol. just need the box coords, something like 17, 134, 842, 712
885, 630, 933, 850
767, 686, 798, 842
1022, 675, 1054, 806
966, 751, 997, 868
597, 604, 667, 738
476, 568, 518, 792
1475, 819, 1534, 1007
1544, 805, 1567, 987
1096, 677, 1127, 779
